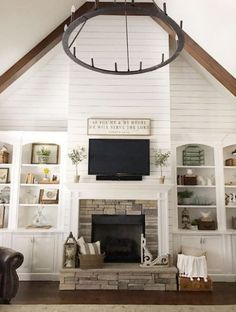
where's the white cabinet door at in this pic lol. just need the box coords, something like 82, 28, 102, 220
0, 233, 11, 248
32, 235, 55, 273
12, 235, 33, 273
180, 235, 202, 249
179, 235, 223, 274
12, 234, 56, 274
232, 236, 236, 273
202, 236, 223, 274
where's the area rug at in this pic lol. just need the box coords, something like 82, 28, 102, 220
1, 305, 236, 312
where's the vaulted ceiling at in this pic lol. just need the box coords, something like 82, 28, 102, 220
0, 0, 235, 96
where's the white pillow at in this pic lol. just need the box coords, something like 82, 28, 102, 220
181, 245, 206, 257
79, 241, 101, 255
77, 236, 85, 246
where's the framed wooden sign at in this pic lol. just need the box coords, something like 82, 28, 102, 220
87, 118, 151, 136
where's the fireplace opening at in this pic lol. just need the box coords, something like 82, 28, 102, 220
92, 214, 145, 263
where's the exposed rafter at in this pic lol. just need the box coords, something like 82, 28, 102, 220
153, 16, 236, 96
0, 1, 235, 96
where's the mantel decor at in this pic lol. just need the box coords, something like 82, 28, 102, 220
62, 0, 184, 75
87, 118, 151, 135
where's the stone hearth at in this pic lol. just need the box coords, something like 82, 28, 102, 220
60, 263, 177, 291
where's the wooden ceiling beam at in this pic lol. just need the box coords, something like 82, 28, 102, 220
153, 16, 236, 96
0, 2, 94, 94
0, 2, 156, 94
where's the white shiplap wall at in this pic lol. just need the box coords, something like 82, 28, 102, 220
66, 15, 172, 251
67, 15, 171, 183
170, 54, 236, 142
0, 46, 69, 131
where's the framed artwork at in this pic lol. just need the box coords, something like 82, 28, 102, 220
39, 189, 59, 204
0, 205, 5, 228
31, 143, 59, 164
0, 168, 9, 184
87, 118, 151, 136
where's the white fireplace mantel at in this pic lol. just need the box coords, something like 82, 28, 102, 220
66, 182, 173, 256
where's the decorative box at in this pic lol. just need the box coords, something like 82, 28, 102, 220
183, 176, 197, 185
198, 220, 217, 230
0, 151, 9, 164
183, 145, 205, 166
225, 158, 233, 166
79, 253, 105, 269
178, 276, 213, 291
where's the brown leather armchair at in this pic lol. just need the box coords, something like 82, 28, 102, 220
0, 247, 24, 303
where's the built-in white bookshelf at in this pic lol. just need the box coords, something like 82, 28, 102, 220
175, 144, 217, 231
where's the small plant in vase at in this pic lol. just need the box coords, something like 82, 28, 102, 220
153, 149, 170, 184
42, 168, 50, 182
178, 190, 193, 205
37, 147, 51, 164
68, 147, 86, 183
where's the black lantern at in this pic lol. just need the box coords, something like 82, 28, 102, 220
63, 232, 77, 268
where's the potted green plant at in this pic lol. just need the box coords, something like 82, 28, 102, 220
190, 219, 199, 231
36, 147, 51, 164
153, 149, 170, 184
68, 147, 86, 182
177, 190, 193, 205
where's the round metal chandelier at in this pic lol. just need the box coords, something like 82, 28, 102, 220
62, 0, 185, 75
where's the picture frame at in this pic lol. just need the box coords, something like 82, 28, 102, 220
31, 143, 59, 164
39, 189, 59, 204
87, 118, 151, 136
0, 168, 9, 184
0, 205, 5, 228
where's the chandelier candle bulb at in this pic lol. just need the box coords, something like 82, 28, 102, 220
180, 20, 183, 29
73, 47, 76, 57
139, 61, 142, 70
91, 58, 94, 67
163, 2, 167, 15
64, 24, 68, 32
70, 5, 76, 23
115, 62, 118, 72
162, 53, 165, 63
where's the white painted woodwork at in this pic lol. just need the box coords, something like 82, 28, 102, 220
67, 183, 172, 256
12, 234, 33, 273
232, 236, 236, 274
12, 233, 56, 274
177, 234, 224, 274
170, 55, 236, 141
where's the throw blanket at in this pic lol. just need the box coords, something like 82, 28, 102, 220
177, 254, 208, 281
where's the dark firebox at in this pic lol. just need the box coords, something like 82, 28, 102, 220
91, 215, 145, 263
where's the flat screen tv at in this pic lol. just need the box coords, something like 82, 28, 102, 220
88, 139, 150, 180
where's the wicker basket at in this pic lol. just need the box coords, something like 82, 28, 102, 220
79, 253, 105, 269
0, 151, 9, 164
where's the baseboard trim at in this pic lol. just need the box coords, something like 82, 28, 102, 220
210, 274, 236, 282
19, 273, 59, 281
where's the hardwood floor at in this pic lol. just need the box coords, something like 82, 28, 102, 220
12, 281, 236, 305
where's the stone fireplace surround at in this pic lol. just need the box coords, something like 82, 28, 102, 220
79, 199, 158, 258
60, 183, 177, 291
